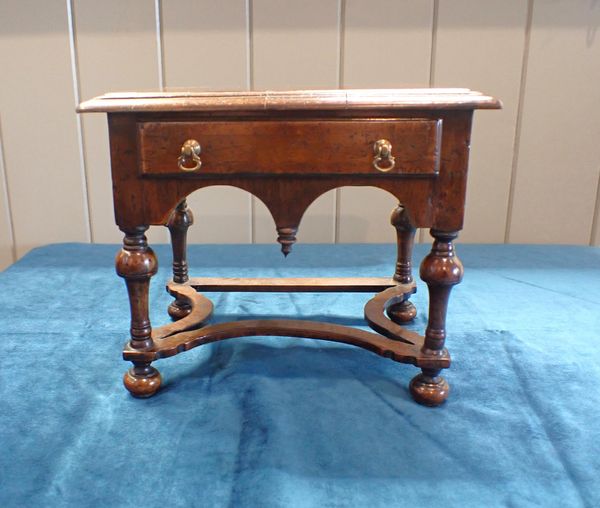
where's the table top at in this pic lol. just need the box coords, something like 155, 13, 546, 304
77, 88, 502, 113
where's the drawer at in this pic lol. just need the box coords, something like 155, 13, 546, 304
137, 119, 442, 177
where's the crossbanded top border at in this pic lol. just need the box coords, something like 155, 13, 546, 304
78, 88, 502, 113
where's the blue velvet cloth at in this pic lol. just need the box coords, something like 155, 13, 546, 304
1, 243, 599, 507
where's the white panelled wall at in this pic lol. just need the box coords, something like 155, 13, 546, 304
0, 0, 599, 270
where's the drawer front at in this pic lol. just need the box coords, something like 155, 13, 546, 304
137, 119, 441, 177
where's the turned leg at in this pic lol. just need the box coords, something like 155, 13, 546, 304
167, 199, 194, 320
410, 230, 463, 406
387, 204, 417, 323
116, 227, 161, 398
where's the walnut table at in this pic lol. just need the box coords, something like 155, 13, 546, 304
78, 89, 501, 406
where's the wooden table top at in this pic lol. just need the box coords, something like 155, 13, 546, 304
77, 88, 502, 113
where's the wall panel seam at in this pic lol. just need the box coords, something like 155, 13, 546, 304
590, 169, 600, 245
334, 189, 342, 243
246, 0, 254, 91
428, 0, 438, 89
504, 0, 534, 244
334, 0, 346, 243
419, 0, 439, 244
154, 0, 165, 90
246, 0, 257, 243
0, 119, 16, 262
155, 1, 168, 243
66, 0, 92, 243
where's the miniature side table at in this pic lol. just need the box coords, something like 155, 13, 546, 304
78, 89, 501, 406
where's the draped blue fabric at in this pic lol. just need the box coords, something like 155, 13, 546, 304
1, 243, 599, 507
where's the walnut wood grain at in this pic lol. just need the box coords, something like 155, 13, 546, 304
363, 286, 421, 345
78, 88, 502, 113
125, 280, 449, 370
152, 283, 213, 341
409, 230, 464, 406
167, 199, 194, 320
115, 228, 157, 350
388, 204, 418, 323
186, 276, 405, 293
138, 119, 441, 177
124, 319, 440, 367
106, 111, 471, 236
82, 87, 500, 405
115, 228, 161, 398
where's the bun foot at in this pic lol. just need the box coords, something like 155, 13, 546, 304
123, 364, 162, 398
168, 300, 192, 321
387, 300, 417, 323
409, 371, 449, 406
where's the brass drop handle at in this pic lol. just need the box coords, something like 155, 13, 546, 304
177, 139, 202, 172
372, 139, 395, 172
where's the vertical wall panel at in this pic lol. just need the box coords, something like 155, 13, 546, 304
434, 0, 529, 243
0, 131, 14, 270
252, 0, 340, 244
162, 0, 248, 90
343, 0, 434, 87
74, 0, 166, 244
338, 0, 434, 243
253, 0, 340, 89
0, 0, 88, 258
162, 0, 251, 244
509, 0, 600, 244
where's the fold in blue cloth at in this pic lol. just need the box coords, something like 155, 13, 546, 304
1, 243, 599, 507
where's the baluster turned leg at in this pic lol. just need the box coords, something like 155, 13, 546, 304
410, 230, 463, 406
387, 204, 417, 323
167, 199, 194, 320
116, 227, 161, 398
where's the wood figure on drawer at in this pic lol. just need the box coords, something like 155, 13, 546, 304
78, 89, 501, 406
